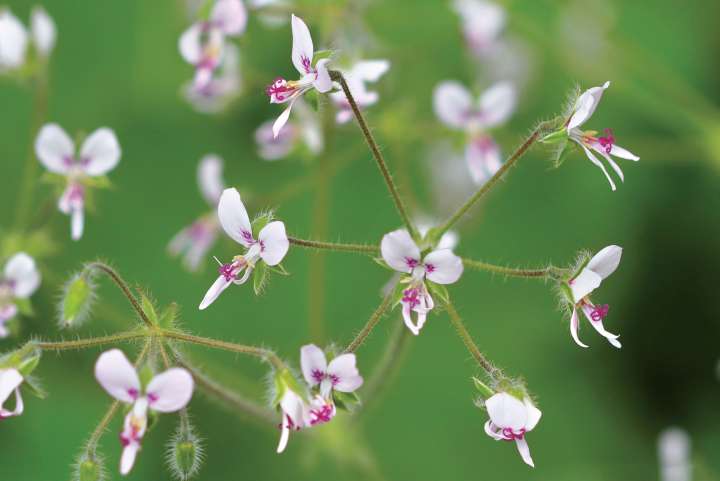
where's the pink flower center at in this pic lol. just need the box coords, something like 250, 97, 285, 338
590, 304, 609, 322
501, 427, 526, 441
219, 263, 236, 282
425, 263, 436, 274
309, 403, 334, 426
402, 288, 421, 309
311, 369, 325, 383
127, 388, 139, 400
598, 128, 615, 154
266, 77, 296, 102
405, 257, 419, 269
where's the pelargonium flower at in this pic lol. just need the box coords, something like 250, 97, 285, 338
566, 81, 639, 190
452, 0, 505, 57
275, 380, 337, 453
0, 253, 41, 338
35, 123, 121, 241
484, 392, 542, 467
169, 155, 226, 271
198, 187, 289, 309
0, 7, 55, 70
95, 349, 194, 475
179, 0, 247, 91
266, 14, 332, 138
566, 245, 622, 348
183, 43, 241, 113
0, 368, 24, 419
381, 229, 463, 335
329, 59, 390, 124
433, 81, 516, 184
255, 98, 323, 160
300, 344, 363, 400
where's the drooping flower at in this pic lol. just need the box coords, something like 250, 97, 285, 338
169, 155, 226, 271
276, 387, 307, 453
381, 229, 463, 335
483, 392, 542, 467
255, 98, 323, 160
300, 344, 363, 400
35, 123, 121, 240
179, 0, 247, 91
452, 0, 506, 57
566, 245, 622, 348
0, 9, 28, 70
183, 43, 241, 113
329, 59, 390, 124
198, 187, 289, 309
433, 81, 516, 184
0, 253, 41, 338
0, 368, 24, 419
266, 14, 332, 138
566, 81, 639, 190
95, 349, 194, 475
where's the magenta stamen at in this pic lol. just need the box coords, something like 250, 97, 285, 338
590, 304, 609, 322
218, 263, 236, 282
501, 427, 526, 441
402, 288, 421, 309
311, 369, 325, 383
405, 257, 419, 269
598, 128, 615, 154
266, 77, 296, 102
309, 403, 334, 425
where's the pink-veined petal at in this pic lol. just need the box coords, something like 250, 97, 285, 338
524, 398, 542, 431
466, 135, 502, 185
569, 307, 588, 348
217, 187, 253, 246
211, 0, 247, 35
258, 221, 289, 266
485, 392, 527, 431
402, 303, 420, 336
313, 58, 332, 93
478, 81, 516, 128
433, 81, 473, 129
515, 438, 535, 467
587, 245, 622, 280
35, 123, 74, 174
290, 14, 314, 75
120, 441, 141, 475
198, 154, 225, 206
71, 205, 84, 241
570, 267, 602, 303
79, 128, 121, 176
609, 144, 639, 161
300, 344, 327, 386
423, 249, 463, 285
4, 252, 40, 298
580, 143, 616, 191
567, 81, 610, 131
146, 368, 194, 412
30, 6, 56, 56
581, 304, 622, 349
94, 349, 141, 403
327, 353, 363, 392
199, 275, 233, 310
0, 10, 28, 68
381, 229, 421, 273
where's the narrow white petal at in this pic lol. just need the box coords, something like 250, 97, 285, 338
523, 398, 542, 431
272, 101, 295, 139
35, 123, 74, 174
197, 155, 225, 206
609, 144, 639, 161
276, 422, 290, 453
569, 307, 589, 348
581, 305, 622, 349
71, 206, 84, 241
290, 14, 314, 75
0, 369, 23, 407
580, 143, 616, 191
433, 81, 473, 129
0, 10, 28, 68
300, 344, 327, 386
313, 58, 332, 93
146, 368, 194, 412
515, 438, 535, 467
198, 275, 233, 310
484, 420, 505, 440
178, 23, 203, 64
30, 7, 56, 56
567, 81, 610, 131
120, 442, 140, 475
217, 187, 253, 246
350, 59, 390, 82
94, 349, 141, 403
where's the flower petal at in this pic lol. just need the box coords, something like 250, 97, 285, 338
258, 221, 290, 266
312, 58, 332, 93
217, 187, 253, 246
478, 81, 516, 128
198, 154, 225, 206
120, 441, 140, 475
71, 206, 84, 241
485, 392, 527, 431
79, 128, 121, 176
272, 99, 296, 139
146, 368, 194, 412
380, 229, 421, 273
567, 81, 610, 131
581, 304, 622, 349
94, 349, 141, 403
0, 369, 23, 408
0, 10, 28, 68
402, 303, 421, 336
515, 438, 535, 467
300, 344, 327, 386
211, 0, 247, 35
484, 420, 504, 440
587, 245, 622, 279
466, 135, 502, 185
580, 143, 616, 191
30, 6, 56, 56
570, 267, 602, 303
179, 23, 202, 64
423, 249, 463, 285
523, 398, 542, 431
290, 14, 314, 75
433, 81, 473, 129
349, 59, 390, 82
4, 252, 40, 298
35, 123, 74, 174
199, 275, 233, 310
327, 354, 363, 392
609, 144, 639, 161
569, 307, 589, 348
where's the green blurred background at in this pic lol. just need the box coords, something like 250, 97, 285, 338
1, 0, 719, 480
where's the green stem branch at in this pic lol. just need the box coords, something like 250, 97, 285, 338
462, 258, 565, 279
83, 262, 154, 328
345, 288, 396, 353
35, 330, 148, 351
289, 236, 379, 255
444, 300, 498, 378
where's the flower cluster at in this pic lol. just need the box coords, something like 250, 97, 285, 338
0, 6, 55, 72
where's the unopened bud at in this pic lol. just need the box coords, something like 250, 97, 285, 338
167, 420, 203, 480
74, 453, 105, 481
59, 272, 95, 328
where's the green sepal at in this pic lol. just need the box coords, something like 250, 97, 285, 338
253, 261, 268, 296
472, 376, 495, 400
159, 302, 179, 329
17, 351, 41, 378
427, 282, 450, 305
14, 298, 34, 316
268, 263, 290, 276
82, 175, 112, 189
372, 257, 393, 271
539, 129, 569, 144
62, 274, 92, 327
78, 458, 102, 481
333, 390, 361, 412
22, 376, 47, 399
559, 281, 575, 305
312, 50, 334, 65
272, 368, 307, 408
251, 212, 274, 235
139, 364, 154, 390
551, 137, 570, 168
39, 171, 66, 186
140, 294, 159, 325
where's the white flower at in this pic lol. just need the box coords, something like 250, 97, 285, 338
433, 81, 516, 184
95, 349, 194, 475
300, 344, 363, 399
30, 6, 56, 57
381, 229, 463, 335
484, 392, 542, 467
567, 245, 622, 348
329, 59, 390, 124
169, 155, 226, 271
0, 9, 28, 70
276, 389, 336, 454
183, 43, 241, 113
198, 188, 289, 309
0, 253, 41, 338
567, 81, 639, 190
179, 0, 247, 91
452, 0, 506, 57
658, 428, 691, 481
265, 14, 332, 138
0, 368, 24, 419
255, 98, 323, 160
35, 123, 121, 240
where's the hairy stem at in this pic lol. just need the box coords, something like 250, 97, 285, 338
345, 288, 396, 353
436, 124, 551, 237
289, 236, 379, 255
84, 262, 154, 328
444, 300, 497, 377
462, 258, 565, 279
35, 330, 149, 351
330, 70, 419, 240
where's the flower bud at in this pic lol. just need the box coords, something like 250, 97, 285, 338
73, 453, 105, 481
59, 272, 95, 328
167, 421, 203, 481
